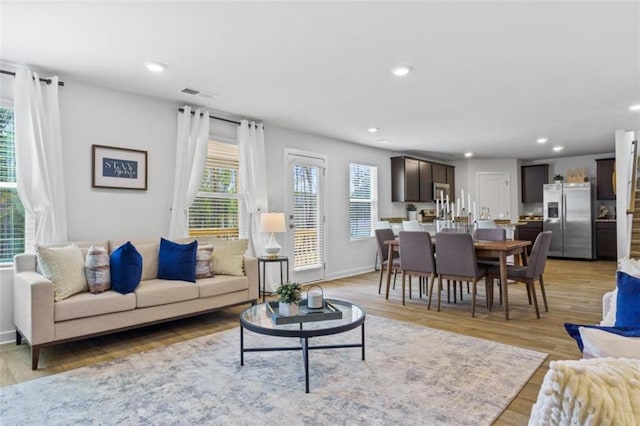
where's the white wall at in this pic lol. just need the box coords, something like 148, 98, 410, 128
455, 158, 520, 221
263, 126, 393, 280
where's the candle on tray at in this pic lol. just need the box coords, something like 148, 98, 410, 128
461, 189, 465, 209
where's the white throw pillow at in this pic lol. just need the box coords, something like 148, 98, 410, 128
212, 239, 248, 276
37, 245, 88, 301
579, 327, 640, 359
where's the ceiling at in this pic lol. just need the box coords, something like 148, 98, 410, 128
2, 1, 639, 160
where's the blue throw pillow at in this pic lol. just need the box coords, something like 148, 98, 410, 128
615, 271, 640, 327
157, 238, 197, 283
564, 323, 640, 352
110, 242, 143, 294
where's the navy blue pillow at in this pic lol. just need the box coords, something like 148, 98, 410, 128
110, 241, 143, 294
564, 323, 640, 352
157, 238, 197, 283
616, 271, 640, 327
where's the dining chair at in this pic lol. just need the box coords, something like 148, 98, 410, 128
375, 228, 399, 295
486, 231, 552, 319
374, 221, 392, 270
398, 231, 437, 307
402, 220, 422, 231
473, 227, 507, 307
435, 232, 487, 317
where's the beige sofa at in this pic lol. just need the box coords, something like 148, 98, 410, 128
13, 238, 258, 370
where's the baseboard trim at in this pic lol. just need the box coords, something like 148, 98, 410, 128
325, 266, 374, 281
0, 329, 16, 345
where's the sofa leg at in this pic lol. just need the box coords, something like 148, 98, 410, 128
31, 346, 41, 370
16, 330, 22, 345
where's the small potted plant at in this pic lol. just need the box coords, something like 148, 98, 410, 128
275, 281, 302, 316
407, 203, 418, 221
554, 174, 564, 184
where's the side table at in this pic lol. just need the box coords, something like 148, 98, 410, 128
257, 255, 289, 303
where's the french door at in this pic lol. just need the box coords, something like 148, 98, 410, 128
284, 150, 326, 283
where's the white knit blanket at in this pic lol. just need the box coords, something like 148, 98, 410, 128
529, 358, 640, 425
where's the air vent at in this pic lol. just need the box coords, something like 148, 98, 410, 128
180, 87, 217, 100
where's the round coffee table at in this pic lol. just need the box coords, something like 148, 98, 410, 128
239, 299, 366, 393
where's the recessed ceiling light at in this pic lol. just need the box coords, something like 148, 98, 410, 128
536, 138, 548, 144
552, 146, 564, 152
368, 127, 379, 133
377, 139, 391, 144
144, 61, 167, 73
629, 104, 640, 111
464, 152, 473, 158
391, 65, 412, 77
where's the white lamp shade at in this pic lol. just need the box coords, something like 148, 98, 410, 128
260, 213, 286, 233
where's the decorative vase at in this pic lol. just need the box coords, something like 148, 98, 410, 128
408, 211, 418, 221
279, 301, 299, 316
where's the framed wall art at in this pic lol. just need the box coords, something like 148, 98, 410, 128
92, 144, 148, 190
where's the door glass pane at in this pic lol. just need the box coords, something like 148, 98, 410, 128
293, 164, 321, 269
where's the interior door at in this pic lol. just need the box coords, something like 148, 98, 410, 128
477, 172, 510, 219
284, 151, 326, 283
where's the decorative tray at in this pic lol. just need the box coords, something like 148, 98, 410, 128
266, 299, 343, 325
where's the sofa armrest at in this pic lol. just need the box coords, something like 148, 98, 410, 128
244, 256, 258, 301
13, 260, 55, 345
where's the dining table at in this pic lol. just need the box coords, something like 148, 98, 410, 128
384, 237, 532, 320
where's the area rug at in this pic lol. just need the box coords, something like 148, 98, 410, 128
0, 315, 547, 425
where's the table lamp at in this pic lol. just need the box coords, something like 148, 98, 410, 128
260, 212, 286, 258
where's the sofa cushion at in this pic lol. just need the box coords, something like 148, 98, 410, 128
136, 243, 159, 281
198, 275, 249, 298
37, 245, 88, 302
212, 239, 248, 276
134, 279, 199, 308
158, 238, 197, 282
54, 290, 136, 322
110, 242, 143, 294
196, 244, 214, 279
616, 271, 640, 327
565, 323, 640, 356
85, 245, 111, 294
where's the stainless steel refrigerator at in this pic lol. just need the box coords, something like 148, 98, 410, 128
543, 182, 594, 259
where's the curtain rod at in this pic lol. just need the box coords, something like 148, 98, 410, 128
0, 69, 65, 86
178, 107, 262, 127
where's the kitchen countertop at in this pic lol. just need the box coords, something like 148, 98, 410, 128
595, 218, 616, 223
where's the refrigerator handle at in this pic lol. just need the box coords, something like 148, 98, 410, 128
562, 192, 566, 231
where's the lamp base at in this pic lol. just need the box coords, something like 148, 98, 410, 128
265, 233, 281, 258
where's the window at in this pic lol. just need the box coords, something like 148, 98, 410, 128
349, 163, 378, 240
188, 140, 242, 239
0, 106, 28, 263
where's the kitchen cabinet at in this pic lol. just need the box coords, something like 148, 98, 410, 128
521, 164, 548, 203
595, 221, 617, 260
596, 158, 616, 200
391, 157, 453, 202
516, 221, 543, 254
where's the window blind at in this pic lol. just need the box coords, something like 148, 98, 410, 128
349, 163, 378, 240
188, 140, 242, 239
292, 163, 324, 270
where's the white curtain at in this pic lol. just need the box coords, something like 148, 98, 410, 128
238, 120, 269, 255
168, 106, 210, 238
13, 69, 68, 244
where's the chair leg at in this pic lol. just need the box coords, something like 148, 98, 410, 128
539, 275, 549, 312
471, 279, 477, 317
526, 283, 532, 305
378, 265, 385, 295
393, 269, 398, 290
466, 281, 470, 294
437, 276, 443, 312
459, 281, 464, 301
374, 251, 379, 271
528, 280, 540, 319
447, 280, 451, 304
427, 274, 436, 310
401, 271, 406, 306
409, 275, 412, 300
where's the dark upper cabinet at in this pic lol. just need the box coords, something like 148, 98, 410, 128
521, 164, 549, 203
596, 158, 616, 200
391, 157, 450, 202
446, 166, 455, 197
419, 161, 433, 201
432, 163, 447, 183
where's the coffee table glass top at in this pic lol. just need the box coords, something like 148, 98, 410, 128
240, 299, 365, 338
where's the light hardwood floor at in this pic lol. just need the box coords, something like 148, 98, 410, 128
0, 258, 617, 424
